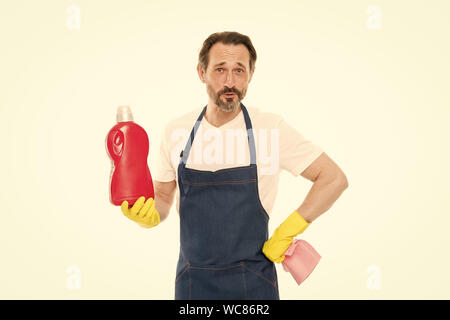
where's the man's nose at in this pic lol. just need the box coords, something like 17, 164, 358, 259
224, 70, 236, 88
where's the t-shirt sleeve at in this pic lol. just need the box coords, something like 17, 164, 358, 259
152, 124, 176, 182
277, 117, 324, 177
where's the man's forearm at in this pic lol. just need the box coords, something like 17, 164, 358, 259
296, 175, 348, 223
155, 196, 173, 222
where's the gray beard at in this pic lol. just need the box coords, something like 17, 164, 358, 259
216, 96, 240, 113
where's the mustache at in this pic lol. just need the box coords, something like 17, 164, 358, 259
219, 88, 240, 95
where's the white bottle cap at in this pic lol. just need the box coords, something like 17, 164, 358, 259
116, 105, 134, 122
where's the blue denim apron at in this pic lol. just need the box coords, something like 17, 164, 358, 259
175, 102, 280, 300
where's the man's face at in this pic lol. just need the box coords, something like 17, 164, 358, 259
198, 42, 253, 112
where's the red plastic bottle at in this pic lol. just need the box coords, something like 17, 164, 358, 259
106, 106, 154, 206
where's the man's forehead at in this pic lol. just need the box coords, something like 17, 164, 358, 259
212, 61, 248, 69
209, 43, 250, 66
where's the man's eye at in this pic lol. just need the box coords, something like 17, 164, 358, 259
216, 68, 223, 72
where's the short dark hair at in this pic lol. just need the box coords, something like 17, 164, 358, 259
198, 31, 257, 73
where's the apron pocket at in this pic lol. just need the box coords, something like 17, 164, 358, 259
188, 264, 246, 300
175, 264, 190, 300
175, 264, 189, 284
241, 262, 279, 300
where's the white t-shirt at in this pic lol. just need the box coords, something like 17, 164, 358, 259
152, 105, 324, 216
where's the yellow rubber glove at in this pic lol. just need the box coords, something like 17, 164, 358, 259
121, 196, 160, 228
262, 210, 310, 263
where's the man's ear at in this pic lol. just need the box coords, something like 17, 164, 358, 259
197, 64, 206, 83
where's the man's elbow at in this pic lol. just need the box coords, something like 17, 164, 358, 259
320, 170, 348, 189
338, 173, 349, 189
318, 169, 348, 189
